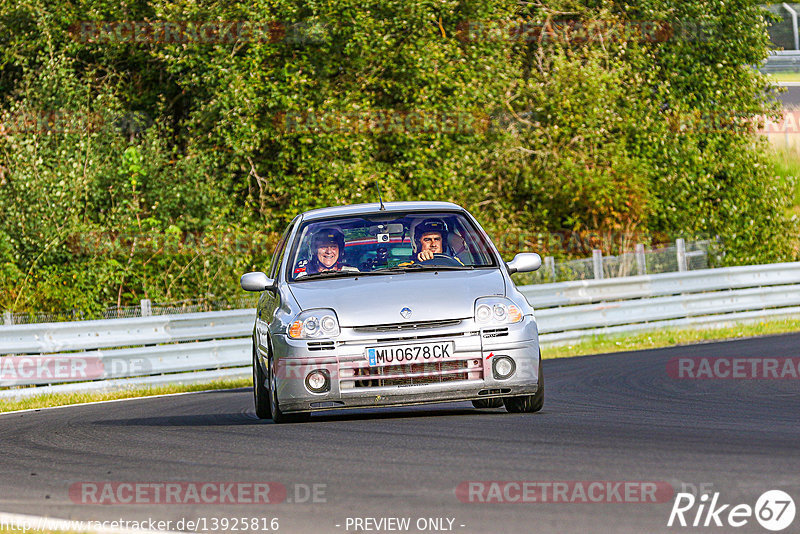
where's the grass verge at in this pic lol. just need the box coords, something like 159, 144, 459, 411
766, 147, 800, 220
768, 71, 800, 83
543, 317, 800, 359
0, 377, 250, 414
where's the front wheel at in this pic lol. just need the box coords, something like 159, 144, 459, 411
268, 355, 311, 424
253, 344, 272, 419
503, 356, 544, 413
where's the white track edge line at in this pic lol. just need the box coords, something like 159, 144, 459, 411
0, 386, 248, 417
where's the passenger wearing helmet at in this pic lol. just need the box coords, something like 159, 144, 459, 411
300, 227, 359, 276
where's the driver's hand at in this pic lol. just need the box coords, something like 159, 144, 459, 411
417, 250, 435, 262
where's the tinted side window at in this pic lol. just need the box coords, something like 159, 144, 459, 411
269, 219, 297, 279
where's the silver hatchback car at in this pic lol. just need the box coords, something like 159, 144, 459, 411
241, 201, 543, 423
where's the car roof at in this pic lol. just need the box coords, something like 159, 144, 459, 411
299, 201, 466, 222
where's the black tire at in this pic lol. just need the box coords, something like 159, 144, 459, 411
503, 356, 544, 413
253, 344, 272, 419
472, 398, 504, 409
268, 353, 311, 424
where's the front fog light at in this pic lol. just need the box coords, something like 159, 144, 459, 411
305, 370, 330, 393
492, 356, 516, 380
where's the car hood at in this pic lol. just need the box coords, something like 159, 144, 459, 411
288, 269, 506, 326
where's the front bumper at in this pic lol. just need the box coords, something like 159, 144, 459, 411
263, 318, 541, 413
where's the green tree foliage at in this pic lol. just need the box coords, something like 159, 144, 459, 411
0, 0, 795, 314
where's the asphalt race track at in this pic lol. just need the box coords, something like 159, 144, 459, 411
1, 333, 799, 534
775, 83, 800, 109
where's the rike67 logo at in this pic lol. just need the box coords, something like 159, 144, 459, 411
668, 490, 796, 531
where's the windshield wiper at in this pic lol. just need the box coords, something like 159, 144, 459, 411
299, 270, 361, 280
412, 264, 475, 271
360, 264, 476, 274
353, 267, 412, 276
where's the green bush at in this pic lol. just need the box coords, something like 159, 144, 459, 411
0, 0, 796, 314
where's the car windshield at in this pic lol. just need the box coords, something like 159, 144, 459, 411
288, 211, 497, 281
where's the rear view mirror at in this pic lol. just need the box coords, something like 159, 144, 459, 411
241, 272, 276, 292
368, 223, 404, 236
506, 253, 542, 274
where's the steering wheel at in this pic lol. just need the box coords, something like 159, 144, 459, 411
417, 253, 463, 267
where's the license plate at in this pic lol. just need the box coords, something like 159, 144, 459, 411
367, 341, 455, 366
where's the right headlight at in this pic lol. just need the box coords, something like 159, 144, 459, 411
288, 309, 341, 339
474, 297, 523, 326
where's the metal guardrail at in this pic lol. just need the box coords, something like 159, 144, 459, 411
521, 262, 800, 307
1, 263, 799, 399
523, 263, 800, 343
536, 284, 800, 332
0, 309, 253, 354
763, 51, 800, 73
0, 310, 255, 399
0, 368, 251, 400
0, 338, 250, 387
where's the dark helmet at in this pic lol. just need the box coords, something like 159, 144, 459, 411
311, 227, 345, 252
413, 218, 448, 253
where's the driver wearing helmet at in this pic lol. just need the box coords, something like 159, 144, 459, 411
298, 227, 359, 277
406, 218, 464, 265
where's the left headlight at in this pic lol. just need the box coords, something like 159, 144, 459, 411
288, 309, 341, 339
474, 297, 523, 325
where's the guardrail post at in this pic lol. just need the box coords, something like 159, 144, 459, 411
140, 299, 152, 317
3, 311, 11, 325
635, 244, 646, 275
592, 249, 604, 280
676, 238, 687, 272
783, 3, 800, 50
544, 256, 555, 281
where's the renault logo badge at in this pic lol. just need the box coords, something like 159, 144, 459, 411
400, 307, 412, 319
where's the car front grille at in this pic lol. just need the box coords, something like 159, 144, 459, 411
339, 358, 483, 389
337, 330, 483, 391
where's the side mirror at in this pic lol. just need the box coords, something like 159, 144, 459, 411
506, 253, 542, 274
241, 272, 276, 292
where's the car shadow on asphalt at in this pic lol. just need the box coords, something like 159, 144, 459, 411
306, 405, 502, 423
92, 405, 505, 427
